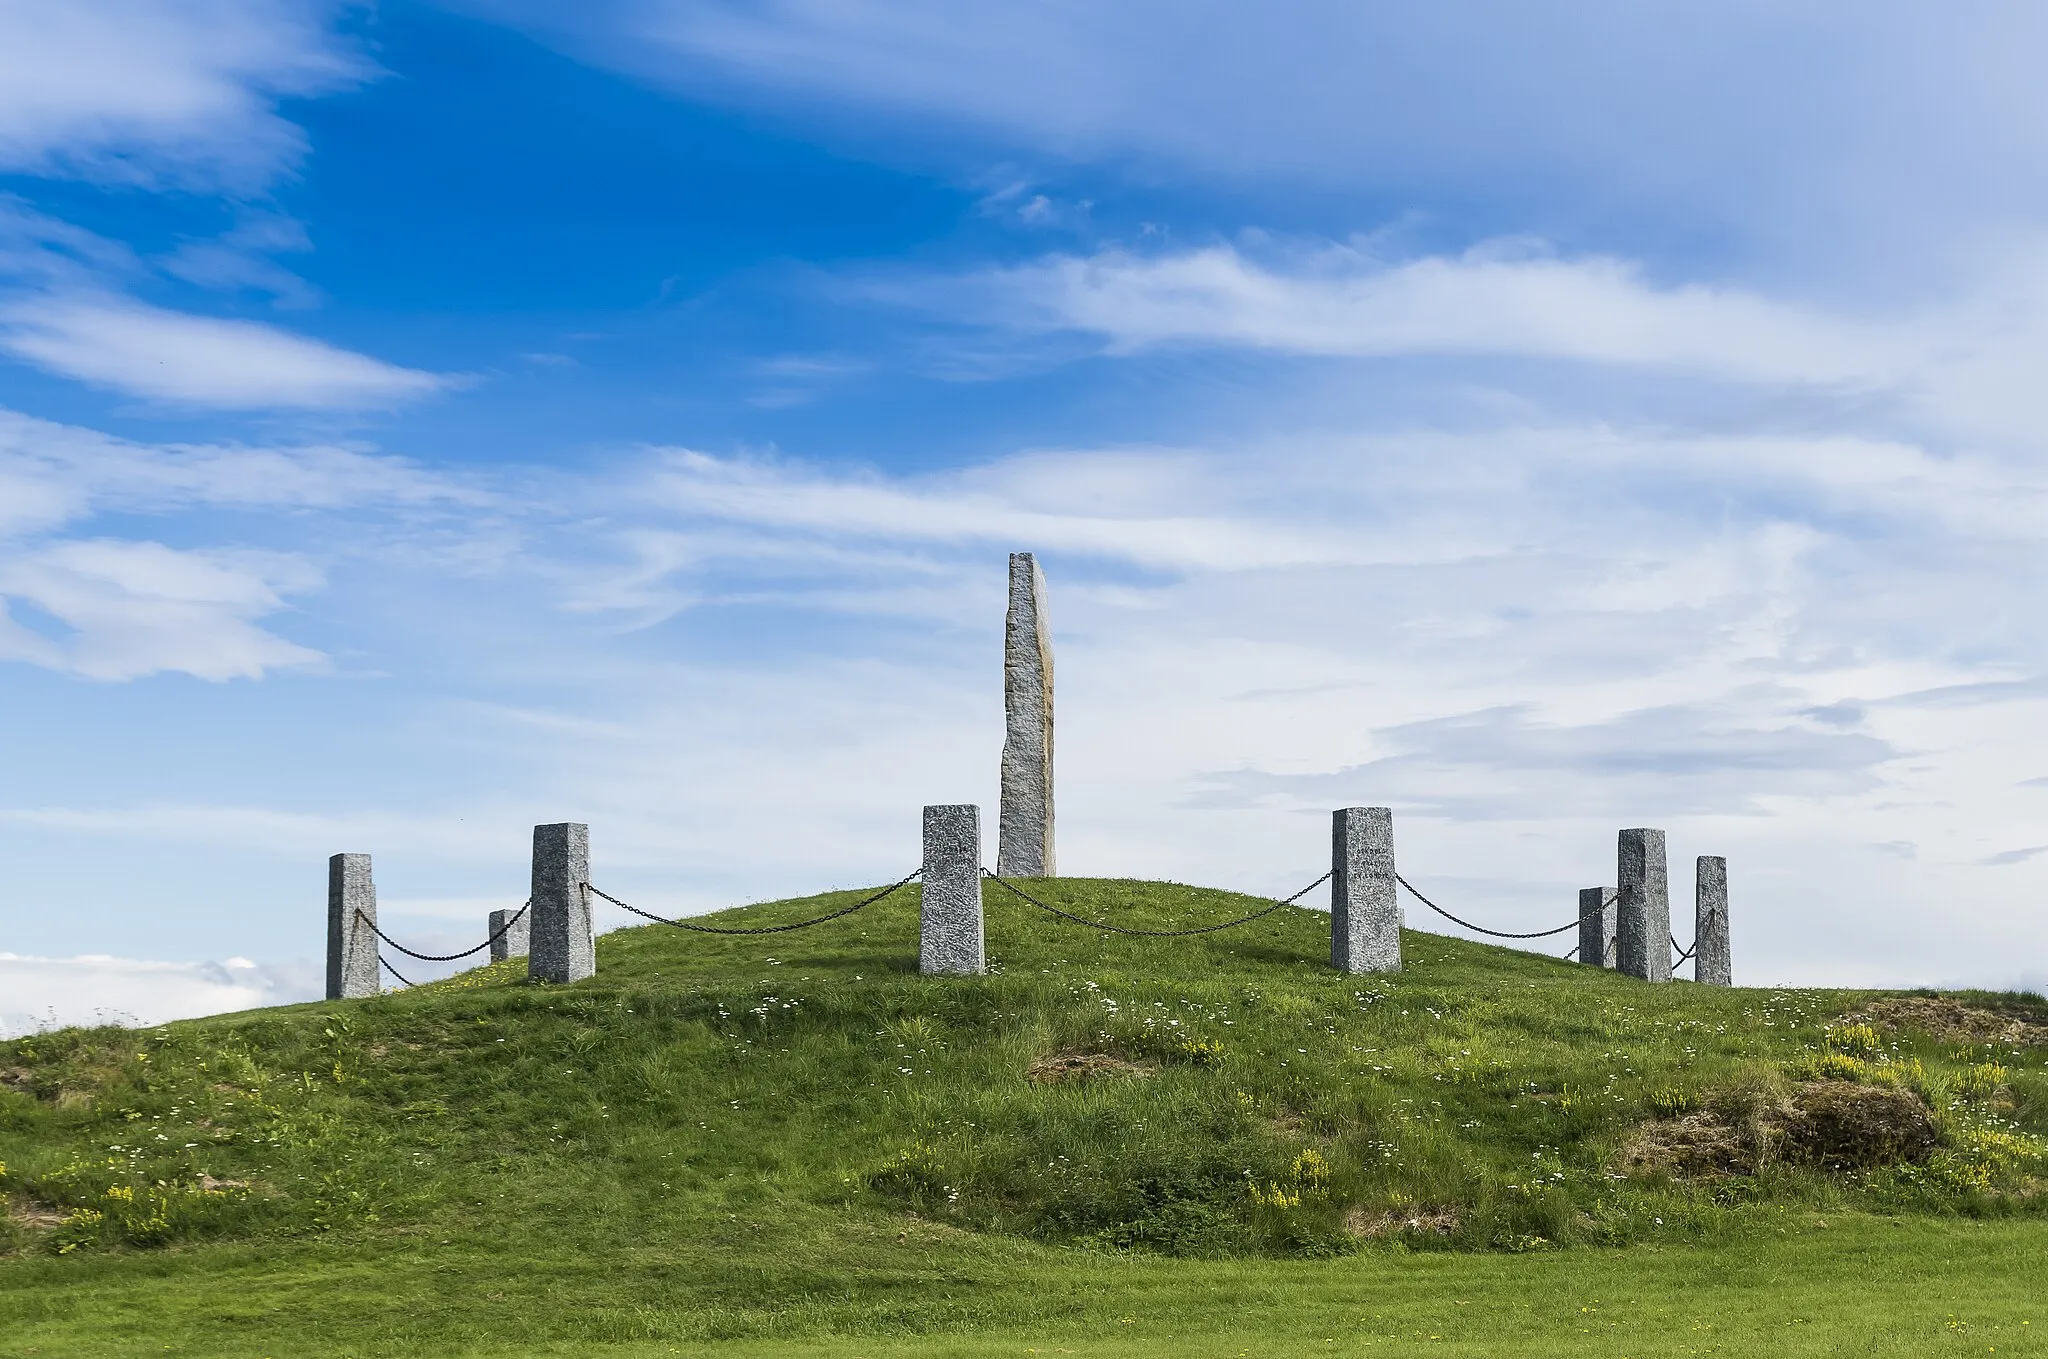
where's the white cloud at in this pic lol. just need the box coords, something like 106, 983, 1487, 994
0, 538, 325, 680
478, 2, 2048, 281
0, 953, 318, 1038
875, 238, 2048, 451
10, 402, 2048, 995
159, 212, 321, 307
0, 407, 481, 534
627, 446, 1358, 574
0, 293, 454, 410
0, 0, 371, 191
0, 406, 488, 682
0, 803, 515, 858
959, 245, 1886, 384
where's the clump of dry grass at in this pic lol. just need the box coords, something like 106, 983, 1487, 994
1616, 1077, 1938, 1180
1855, 997, 2048, 1047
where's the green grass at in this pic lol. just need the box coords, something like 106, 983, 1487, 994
3, 877, 2046, 1357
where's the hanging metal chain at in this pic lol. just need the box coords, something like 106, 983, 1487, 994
358, 900, 530, 963
1671, 934, 1698, 965
1396, 874, 1610, 941
583, 870, 919, 935
983, 870, 1330, 937
378, 955, 416, 988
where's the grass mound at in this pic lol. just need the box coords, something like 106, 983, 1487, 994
2, 877, 2047, 1353
5, 877, 2044, 1260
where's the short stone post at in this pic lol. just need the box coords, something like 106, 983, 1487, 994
488, 905, 530, 963
1615, 828, 1671, 982
1331, 807, 1401, 974
1578, 887, 1617, 967
528, 822, 594, 984
921, 804, 986, 974
326, 853, 379, 999
997, 552, 1056, 877
1695, 856, 1732, 986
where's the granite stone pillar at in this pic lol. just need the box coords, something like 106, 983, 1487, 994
1578, 887, 1617, 968
1695, 855, 1732, 987
921, 804, 985, 975
488, 904, 531, 963
1331, 807, 1401, 974
997, 552, 1055, 878
1616, 828, 1671, 982
528, 822, 594, 984
326, 853, 379, 1000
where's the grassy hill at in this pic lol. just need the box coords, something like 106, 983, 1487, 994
3, 877, 2046, 1357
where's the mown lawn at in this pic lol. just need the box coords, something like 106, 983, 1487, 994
0, 1213, 2039, 1356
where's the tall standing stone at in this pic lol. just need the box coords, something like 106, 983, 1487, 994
997, 552, 1055, 878
921, 804, 985, 975
1695, 855, 1732, 987
326, 853, 379, 1000
528, 823, 594, 984
1578, 887, 1618, 967
488, 905, 531, 963
1615, 828, 1671, 982
1331, 807, 1401, 974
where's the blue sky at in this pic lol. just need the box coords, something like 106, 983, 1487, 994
5, 0, 2048, 1029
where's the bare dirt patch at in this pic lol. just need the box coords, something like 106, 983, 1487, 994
1617, 1081, 1938, 1179
1854, 997, 2048, 1047
0, 1069, 32, 1095
7, 1197, 63, 1231
1026, 1051, 1153, 1084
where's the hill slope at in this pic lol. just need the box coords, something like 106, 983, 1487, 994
3, 877, 2046, 1355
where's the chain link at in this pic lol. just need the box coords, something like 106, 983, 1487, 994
983, 870, 1330, 937
358, 900, 530, 963
1396, 874, 1610, 941
378, 955, 416, 988
583, 871, 919, 935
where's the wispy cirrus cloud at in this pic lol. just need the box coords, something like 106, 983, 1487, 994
945, 244, 1886, 384
474, 1, 2048, 279
631, 446, 1357, 574
0, 0, 372, 191
0, 405, 482, 680
868, 237, 2048, 450
0, 293, 457, 410
1192, 699, 1899, 821
0, 539, 325, 681
0, 407, 480, 534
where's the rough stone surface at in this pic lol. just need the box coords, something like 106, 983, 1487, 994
528, 822, 594, 984
1616, 828, 1671, 982
1695, 855, 1731, 986
997, 552, 1055, 878
1579, 887, 1617, 968
489, 905, 531, 963
326, 853, 379, 999
921, 804, 986, 974
1331, 807, 1400, 974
